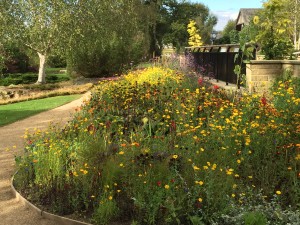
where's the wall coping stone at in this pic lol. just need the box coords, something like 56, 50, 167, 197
249, 60, 300, 65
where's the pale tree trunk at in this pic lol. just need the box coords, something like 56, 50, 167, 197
295, 0, 298, 49
294, 20, 297, 49
37, 52, 47, 84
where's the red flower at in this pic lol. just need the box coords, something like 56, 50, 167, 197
195, 202, 202, 208
170, 179, 175, 183
105, 120, 111, 129
87, 124, 96, 132
213, 85, 219, 90
157, 181, 162, 187
198, 78, 203, 86
170, 120, 176, 132
261, 96, 267, 106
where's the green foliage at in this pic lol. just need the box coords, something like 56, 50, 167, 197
254, 0, 294, 59
215, 20, 239, 44
214, 35, 231, 45
243, 212, 267, 225
218, 191, 300, 225
0, 45, 8, 74
259, 32, 293, 60
66, 0, 150, 77
152, 0, 216, 53
222, 20, 237, 37
0, 0, 77, 83
0, 42, 31, 73
229, 30, 240, 44
92, 199, 119, 225
0, 71, 69, 86
234, 23, 257, 89
47, 54, 66, 68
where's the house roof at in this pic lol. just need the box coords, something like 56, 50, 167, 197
236, 8, 261, 26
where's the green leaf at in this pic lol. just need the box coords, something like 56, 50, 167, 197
234, 65, 241, 75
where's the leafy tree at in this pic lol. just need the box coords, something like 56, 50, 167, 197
254, 0, 294, 59
195, 12, 217, 44
229, 30, 240, 44
224, 20, 240, 44
149, 0, 217, 54
285, 0, 300, 49
215, 20, 239, 44
144, 0, 167, 56
0, 44, 6, 75
0, 42, 30, 73
0, 0, 76, 83
67, 0, 151, 77
222, 20, 237, 37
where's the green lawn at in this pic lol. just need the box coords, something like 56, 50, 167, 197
0, 94, 81, 126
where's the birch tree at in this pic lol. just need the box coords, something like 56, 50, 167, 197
288, 0, 300, 49
0, 0, 75, 83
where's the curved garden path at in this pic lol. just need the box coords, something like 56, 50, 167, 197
0, 92, 91, 225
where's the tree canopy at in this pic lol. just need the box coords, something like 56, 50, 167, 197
149, 0, 217, 54
0, 0, 76, 83
254, 0, 294, 59
0, 0, 218, 79
215, 20, 239, 44
66, 0, 152, 77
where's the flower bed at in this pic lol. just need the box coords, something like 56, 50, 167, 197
14, 67, 300, 224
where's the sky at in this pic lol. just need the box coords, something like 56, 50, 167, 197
195, 0, 264, 31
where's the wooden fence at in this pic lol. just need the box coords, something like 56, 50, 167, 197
185, 44, 255, 87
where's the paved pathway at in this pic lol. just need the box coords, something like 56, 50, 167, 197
0, 93, 90, 225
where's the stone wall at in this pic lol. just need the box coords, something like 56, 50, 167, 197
246, 60, 300, 93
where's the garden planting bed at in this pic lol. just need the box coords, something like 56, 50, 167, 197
0, 81, 94, 105
13, 67, 300, 225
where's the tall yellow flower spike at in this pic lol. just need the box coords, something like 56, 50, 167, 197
187, 19, 203, 47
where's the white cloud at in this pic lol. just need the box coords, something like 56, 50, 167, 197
212, 10, 239, 31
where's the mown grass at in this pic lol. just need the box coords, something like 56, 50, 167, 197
0, 94, 81, 126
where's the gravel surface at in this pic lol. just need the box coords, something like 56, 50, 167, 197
0, 92, 90, 225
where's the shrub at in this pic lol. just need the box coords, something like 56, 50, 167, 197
67, 38, 148, 78
0, 72, 69, 86
243, 212, 267, 225
47, 54, 67, 68
1, 43, 30, 73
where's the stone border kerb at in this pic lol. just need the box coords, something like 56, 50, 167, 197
11, 175, 93, 225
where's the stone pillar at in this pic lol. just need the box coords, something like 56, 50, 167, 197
246, 60, 300, 93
